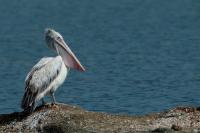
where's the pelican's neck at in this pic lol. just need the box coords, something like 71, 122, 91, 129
56, 55, 70, 71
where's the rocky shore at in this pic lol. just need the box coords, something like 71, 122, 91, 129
1, 104, 200, 132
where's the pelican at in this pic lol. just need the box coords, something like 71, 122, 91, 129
21, 28, 85, 113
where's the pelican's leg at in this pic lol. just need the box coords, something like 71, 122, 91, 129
50, 93, 59, 109
51, 93, 57, 105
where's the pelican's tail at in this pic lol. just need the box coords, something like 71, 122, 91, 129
21, 87, 37, 113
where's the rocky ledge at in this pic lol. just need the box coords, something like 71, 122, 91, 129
1, 104, 200, 133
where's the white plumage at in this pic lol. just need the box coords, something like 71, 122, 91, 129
36, 56, 68, 101
21, 29, 85, 113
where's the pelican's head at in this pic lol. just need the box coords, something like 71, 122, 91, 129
45, 28, 63, 51
44, 28, 85, 71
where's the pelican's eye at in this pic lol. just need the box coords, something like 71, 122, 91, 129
56, 36, 61, 41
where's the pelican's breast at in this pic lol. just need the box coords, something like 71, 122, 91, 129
49, 56, 68, 92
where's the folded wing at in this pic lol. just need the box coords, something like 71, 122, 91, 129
21, 57, 62, 112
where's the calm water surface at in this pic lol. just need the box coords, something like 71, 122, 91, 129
0, 0, 200, 115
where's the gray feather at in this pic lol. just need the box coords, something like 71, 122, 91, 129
21, 56, 62, 112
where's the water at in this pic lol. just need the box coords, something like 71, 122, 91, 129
0, 0, 200, 115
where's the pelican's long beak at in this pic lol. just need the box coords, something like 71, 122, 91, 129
54, 38, 85, 72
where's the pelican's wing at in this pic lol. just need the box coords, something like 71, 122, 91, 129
25, 57, 53, 82
21, 57, 62, 112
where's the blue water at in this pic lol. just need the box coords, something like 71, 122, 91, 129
0, 0, 200, 115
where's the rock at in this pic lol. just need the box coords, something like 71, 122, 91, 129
152, 127, 173, 133
171, 124, 182, 131
1, 104, 200, 132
